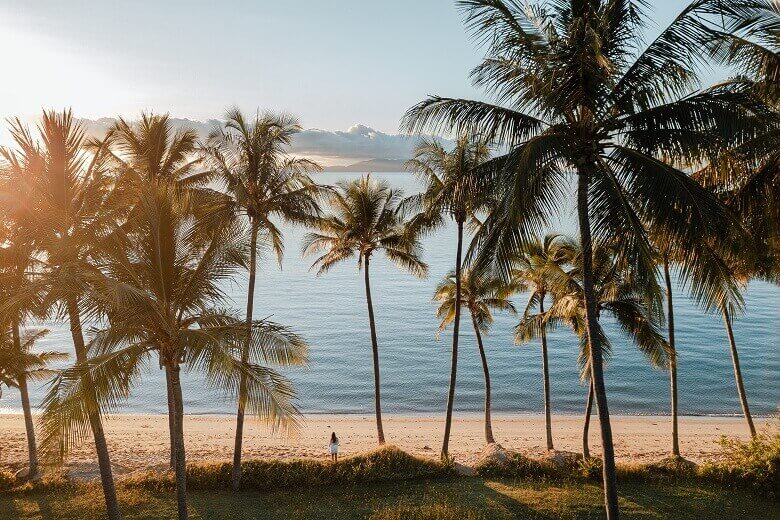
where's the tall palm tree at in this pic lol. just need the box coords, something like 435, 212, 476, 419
510, 233, 576, 451
201, 108, 323, 489
1, 110, 122, 519
41, 180, 308, 520
433, 268, 516, 444
403, 2, 764, 514
517, 238, 671, 459
404, 136, 491, 458
0, 328, 67, 480
693, 1, 779, 439
303, 175, 428, 445
100, 112, 216, 470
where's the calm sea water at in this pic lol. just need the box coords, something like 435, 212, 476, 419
1, 172, 778, 417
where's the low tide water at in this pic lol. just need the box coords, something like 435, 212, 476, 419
1, 172, 778, 417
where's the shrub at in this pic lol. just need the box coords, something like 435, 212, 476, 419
237, 445, 453, 491
121, 445, 453, 492
699, 430, 779, 498
368, 503, 484, 520
473, 451, 559, 480
0, 468, 15, 491
578, 457, 602, 480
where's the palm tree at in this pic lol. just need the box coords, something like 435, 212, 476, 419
41, 180, 308, 520
433, 268, 516, 444
517, 238, 671, 459
510, 234, 576, 451
403, 2, 764, 514
303, 175, 428, 445
692, 1, 779, 439
100, 112, 216, 470
1, 110, 122, 519
404, 136, 491, 459
201, 108, 323, 489
0, 328, 67, 480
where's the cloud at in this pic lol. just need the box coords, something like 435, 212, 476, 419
72, 117, 450, 166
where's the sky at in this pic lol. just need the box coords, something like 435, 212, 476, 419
0, 0, 724, 163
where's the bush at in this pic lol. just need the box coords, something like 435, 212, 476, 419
473, 451, 560, 480
121, 445, 454, 492
368, 503, 484, 520
0, 468, 15, 491
578, 457, 602, 480
700, 430, 779, 498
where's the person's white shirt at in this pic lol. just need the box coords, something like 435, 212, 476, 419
329, 439, 339, 454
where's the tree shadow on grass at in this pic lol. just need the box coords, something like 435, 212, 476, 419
186, 478, 581, 519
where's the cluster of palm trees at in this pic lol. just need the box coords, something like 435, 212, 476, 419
396, 0, 778, 518
0, 1, 777, 519
0, 110, 316, 519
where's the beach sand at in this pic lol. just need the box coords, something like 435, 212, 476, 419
0, 413, 770, 478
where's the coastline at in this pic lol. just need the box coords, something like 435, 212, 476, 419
0, 413, 771, 478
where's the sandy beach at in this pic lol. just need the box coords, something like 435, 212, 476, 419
0, 413, 770, 478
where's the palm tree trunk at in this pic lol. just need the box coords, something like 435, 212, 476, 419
165, 366, 177, 469
577, 169, 619, 519
470, 312, 494, 444
168, 363, 188, 520
13, 323, 39, 480
232, 222, 259, 489
721, 307, 756, 438
583, 379, 594, 459
442, 220, 464, 459
663, 258, 680, 457
364, 254, 385, 444
539, 293, 553, 451
66, 297, 121, 520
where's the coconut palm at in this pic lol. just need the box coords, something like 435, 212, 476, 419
402, 2, 765, 514
691, 2, 779, 440
517, 238, 671, 459
433, 268, 516, 444
201, 108, 323, 489
100, 112, 219, 469
510, 233, 576, 451
0, 235, 47, 481
404, 136, 491, 458
40, 180, 308, 520
0, 110, 121, 519
303, 175, 428, 445
0, 328, 66, 480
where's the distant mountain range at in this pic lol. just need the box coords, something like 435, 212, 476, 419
322, 158, 407, 172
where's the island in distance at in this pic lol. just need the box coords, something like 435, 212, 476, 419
322, 158, 407, 172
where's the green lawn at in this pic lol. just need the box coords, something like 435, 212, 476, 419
1, 478, 775, 519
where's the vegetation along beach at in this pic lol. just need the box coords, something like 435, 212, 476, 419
0, 0, 778, 518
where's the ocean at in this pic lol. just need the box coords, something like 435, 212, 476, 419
1, 172, 778, 417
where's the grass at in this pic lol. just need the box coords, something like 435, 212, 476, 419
0, 477, 776, 519
2, 435, 777, 519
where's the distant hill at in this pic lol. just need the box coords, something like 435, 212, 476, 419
322, 158, 407, 172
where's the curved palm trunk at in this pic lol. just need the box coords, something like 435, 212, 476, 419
663, 258, 680, 457
441, 220, 464, 458
168, 363, 188, 520
539, 294, 553, 451
232, 223, 259, 490
577, 170, 619, 519
583, 379, 594, 459
721, 307, 756, 438
13, 323, 39, 480
364, 254, 385, 444
66, 297, 121, 520
470, 312, 494, 444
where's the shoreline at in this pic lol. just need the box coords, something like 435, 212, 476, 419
2, 410, 774, 418
0, 413, 771, 478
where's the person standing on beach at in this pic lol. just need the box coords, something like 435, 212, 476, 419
329, 432, 340, 462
